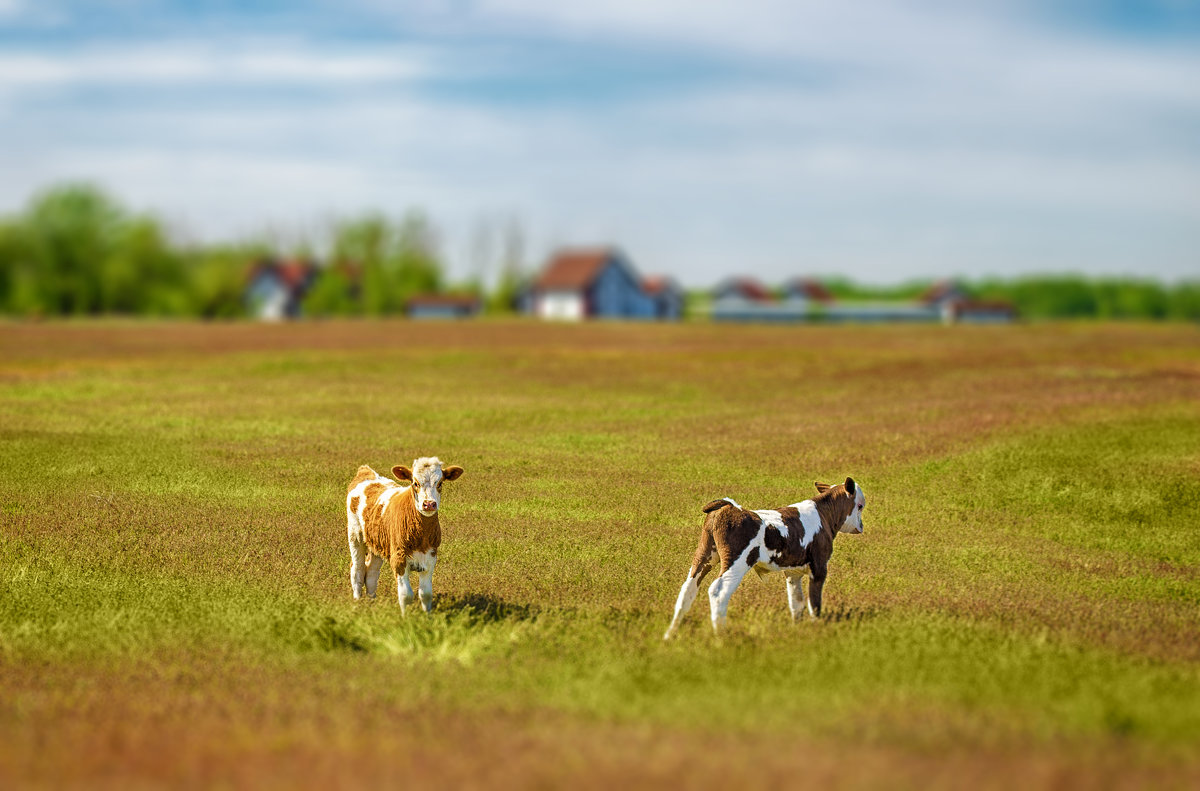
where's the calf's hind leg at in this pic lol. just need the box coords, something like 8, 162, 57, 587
707, 550, 754, 632
663, 555, 714, 640
663, 528, 716, 640
348, 537, 367, 600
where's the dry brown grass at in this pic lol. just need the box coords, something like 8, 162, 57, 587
3, 657, 1194, 791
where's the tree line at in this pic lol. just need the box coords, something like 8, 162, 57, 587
1, 183, 1196, 320
0, 183, 525, 319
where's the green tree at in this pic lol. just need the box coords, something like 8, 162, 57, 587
186, 244, 260, 319
302, 265, 360, 317
0, 183, 192, 316
328, 211, 443, 316
487, 217, 527, 314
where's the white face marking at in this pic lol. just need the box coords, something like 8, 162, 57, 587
841, 485, 866, 534
409, 457, 446, 517
722, 497, 742, 510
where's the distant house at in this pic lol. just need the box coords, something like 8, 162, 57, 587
920, 280, 969, 308
713, 277, 774, 304
530, 248, 657, 320
405, 294, 482, 320
919, 280, 1016, 324
782, 277, 835, 310
712, 276, 821, 322
643, 276, 685, 320
245, 258, 318, 321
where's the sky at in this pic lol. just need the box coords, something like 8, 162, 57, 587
1, 1, 1198, 287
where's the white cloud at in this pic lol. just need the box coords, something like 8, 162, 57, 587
0, 41, 428, 90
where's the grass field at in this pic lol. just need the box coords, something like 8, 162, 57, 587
2, 319, 1199, 789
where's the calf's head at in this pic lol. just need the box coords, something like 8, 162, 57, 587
393, 457, 464, 517
815, 477, 866, 534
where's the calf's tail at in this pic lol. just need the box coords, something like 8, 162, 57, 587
702, 497, 739, 513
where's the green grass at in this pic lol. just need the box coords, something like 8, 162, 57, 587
1, 320, 1198, 783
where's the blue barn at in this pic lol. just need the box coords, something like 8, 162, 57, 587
531, 248, 660, 320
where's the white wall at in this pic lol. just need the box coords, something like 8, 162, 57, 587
536, 291, 585, 321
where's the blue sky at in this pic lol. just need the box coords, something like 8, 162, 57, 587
1, 1, 1197, 286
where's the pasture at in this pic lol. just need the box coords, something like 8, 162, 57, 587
1, 319, 1198, 789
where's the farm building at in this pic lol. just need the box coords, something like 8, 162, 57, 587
712, 277, 774, 304
528, 248, 667, 320
782, 277, 836, 310
711, 276, 812, 322
920, 279, 969, 309
245, 258, 318, 321
711, 276, 1016, 324
405, 294, 482, 319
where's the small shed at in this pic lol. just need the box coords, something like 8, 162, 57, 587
531, 248, 656, 320
642, 276, 685, 320
946, 299, 1017, 324
405, 294, 482, 320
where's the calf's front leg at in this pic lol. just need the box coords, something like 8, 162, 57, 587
416, 555, 437, 613
394, 555, 418, 614
807, 561, 827, 618
364, 553, 384, 599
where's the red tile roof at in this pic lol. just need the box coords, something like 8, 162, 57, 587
718, 277, 774, 302
785, 277, 835, 303
534, 248, 614, 290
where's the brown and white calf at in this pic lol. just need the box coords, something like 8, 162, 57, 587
345, 457, 464, 613
663, 478, 865, 638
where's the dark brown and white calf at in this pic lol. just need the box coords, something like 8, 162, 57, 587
345, 456, 464, 613
663, 478, 865, 638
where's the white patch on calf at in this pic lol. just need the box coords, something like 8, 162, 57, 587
754, 509, 788, 537
789, 501, 824, 547
377, 485, 404, 515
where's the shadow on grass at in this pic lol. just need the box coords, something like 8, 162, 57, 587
436, 592, 539, 625
819, 604, 881, 624
286, 592, 542, 660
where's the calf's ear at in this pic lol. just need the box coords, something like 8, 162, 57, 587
844, 477, 856, 495
392, 465, 414, 482
814, 481, 832, 493
442, 465, 464, 482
